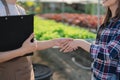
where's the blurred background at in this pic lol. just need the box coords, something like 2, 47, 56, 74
17, 0, 105, 80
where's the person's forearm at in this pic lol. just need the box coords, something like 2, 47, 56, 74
0, 48, 26, 63
36, 40, 55, 51
77, 39, 91, 53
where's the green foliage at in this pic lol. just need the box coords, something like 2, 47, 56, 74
34, 16, 96, 40
17, 1, 41, 14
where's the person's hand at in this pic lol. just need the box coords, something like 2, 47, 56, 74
53, 38, 73, 47
21, 33, 37, 55
60, 39, 80, 53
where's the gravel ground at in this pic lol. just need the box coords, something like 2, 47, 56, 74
32, 50, 92, 80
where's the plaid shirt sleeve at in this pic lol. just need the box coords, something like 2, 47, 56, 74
90, 30, 120, 60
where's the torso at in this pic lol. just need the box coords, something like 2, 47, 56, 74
0, 1, 25, 16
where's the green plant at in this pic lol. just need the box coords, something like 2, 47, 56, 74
34, 16, 96, 40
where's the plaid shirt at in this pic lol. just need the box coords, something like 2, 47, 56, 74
90, 19, 120, 80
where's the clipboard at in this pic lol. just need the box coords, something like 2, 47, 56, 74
0, 15, 34, 56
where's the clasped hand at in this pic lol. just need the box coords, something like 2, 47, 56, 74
54, 38, 80, 53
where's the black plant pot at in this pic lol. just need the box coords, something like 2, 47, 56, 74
33, 64, 53, 80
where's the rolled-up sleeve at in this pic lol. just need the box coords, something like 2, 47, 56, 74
90, 32, 120, 60
90, 44, 100, 59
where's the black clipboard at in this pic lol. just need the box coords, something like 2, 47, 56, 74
0, 15, 34, 56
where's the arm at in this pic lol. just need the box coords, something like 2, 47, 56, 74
0, 33, 36, 63
0, 48, 29, 63
76, 39, 91, 52
60, 39, 91, 53
36, 38, 73, 51
61, 31, 120, 60
36, 40, 55, 51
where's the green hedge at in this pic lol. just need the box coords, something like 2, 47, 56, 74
34, 16, 96, 40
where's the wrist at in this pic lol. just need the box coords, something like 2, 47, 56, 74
19, 47, 28, 56
50, 39, 56, 47
75, 39, 83, 47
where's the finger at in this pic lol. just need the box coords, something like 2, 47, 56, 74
64, 46, 78, 53
73, 47, 78, 51
34, 39, 38, 50
70, 48, 74, 52
61, 40, 73, 48
60, 42, 71, 52
60, 40, 70, 48
59, 40, 68, 48
64, 48, 73, 53
67, 49, 74, 52
63, 45, 72, 52
27, 33, 34, 41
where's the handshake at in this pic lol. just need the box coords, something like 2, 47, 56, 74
22, 33, 90, 55
53, 38, 81, 53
